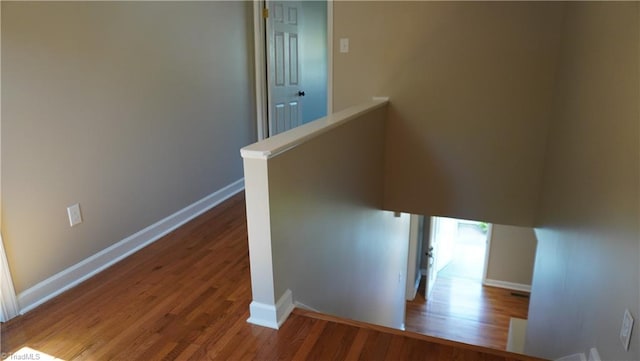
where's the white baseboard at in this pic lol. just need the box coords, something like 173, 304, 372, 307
294, 300, 319, 313
483, 279, 531, 293
406, 273, 422, 301
247, 289, 294, 329
0, 234, 20, 322
17, 178, 245, 315
506, 317, 527, 354
555, 353, 587, 361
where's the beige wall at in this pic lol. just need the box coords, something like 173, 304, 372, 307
333, 2, 564, 226
267, 106, 410, 329
526, 3, 639, 359
486, 224, 536, 286
1, 2, 255, 293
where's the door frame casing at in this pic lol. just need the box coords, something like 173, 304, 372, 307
1, 233, 20, 322
481, 223, 493, 284
0, 2, 20, 322
405, 214, 423, 301
252, 0, 333, 141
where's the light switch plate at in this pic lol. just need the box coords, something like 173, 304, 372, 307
620, 309, 634, 351
339, 38, 349, 53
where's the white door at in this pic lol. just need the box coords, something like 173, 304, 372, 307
405, 215, 423, 300
267, 1, 304, 136
434, 217, 457, 273
425, 217, 457, 299
425, 217, 439, 299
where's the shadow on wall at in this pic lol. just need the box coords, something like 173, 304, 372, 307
383, 103, 454, 216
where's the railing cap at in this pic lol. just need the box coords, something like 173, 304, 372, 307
241, 97, 389, 160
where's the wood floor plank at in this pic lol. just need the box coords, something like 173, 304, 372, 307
290, 318, 327, 360
383, 334, 406, 361
1, 193, 544, 361
406, 273, 530, 350
344, 328, 370, 361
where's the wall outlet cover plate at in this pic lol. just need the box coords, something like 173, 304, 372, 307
67, 203, 83, 227
620, 309, 634, 351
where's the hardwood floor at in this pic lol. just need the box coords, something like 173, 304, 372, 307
405, 275, 530, 351
1, 193, 542, 360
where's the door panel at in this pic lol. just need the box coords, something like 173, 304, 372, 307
434, 217, 457, 273
289, 34, 299, 85
267, 1, 303, 136
274, 33, 285, 86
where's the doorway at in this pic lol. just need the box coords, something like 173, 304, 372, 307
424, 217, 491, 299
436, 218, 490, 281
404, 217, 531, 350
254, 1, 331, 140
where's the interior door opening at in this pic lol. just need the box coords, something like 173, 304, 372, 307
405, 217, 531, 351
424, 217, 491, 299
433, 217, 490, 283
263, 0, 329, 137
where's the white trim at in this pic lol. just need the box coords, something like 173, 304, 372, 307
483, 279, 532, 293
0, 234, 20, 322
407, 273, 421, 301
247, 289, 294, 329
506, 317, 527, 354
241, 98, 388, 160
406, 214, 421, 301
326, 0, 333, 115
17, 179, 245, 314
253, 1, 269, 141
482, 223, 493, 284
275, 288, 295, 326
0, 0, 14, 324
294, 300, 319, 313
588, 348, 602, 361
555, 353, 587, 361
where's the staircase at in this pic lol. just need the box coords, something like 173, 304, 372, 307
290, 308, 547, 360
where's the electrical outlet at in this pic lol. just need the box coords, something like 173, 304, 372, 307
67, 203, 82, 227
620, 309, 634, 351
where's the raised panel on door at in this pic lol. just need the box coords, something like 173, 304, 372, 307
289, 101, 299, 128
274, 32, 285, 87
289, 34, 298, 86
